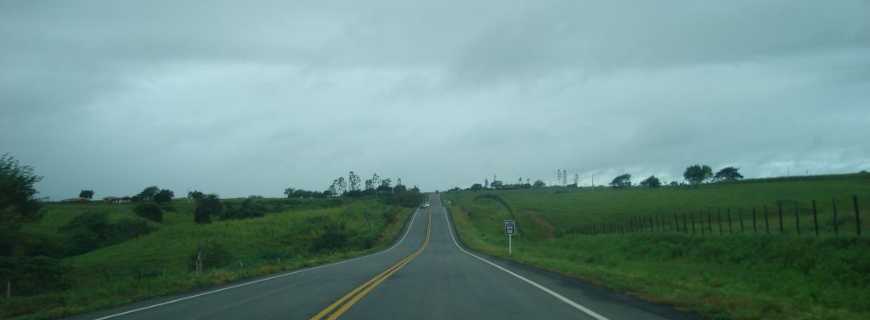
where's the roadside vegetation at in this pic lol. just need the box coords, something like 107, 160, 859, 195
445, 173, 870, 320
0, 155, 422, 319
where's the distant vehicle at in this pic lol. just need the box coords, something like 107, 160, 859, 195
421, 203, 431, 208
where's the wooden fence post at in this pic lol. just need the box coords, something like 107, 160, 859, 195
708, 211, 713, 234
764, 205, 770, 234
776, 201, 785, 233
854, 195, 862, 236
727, 208, 733, 234
683, 214, 689, 234
752, 207, 757, 233
812, 200, 819, 236
717, 209, 723, 234
832, 198, 839, 235
795, 203, 801, 236
739, 208, 744, 233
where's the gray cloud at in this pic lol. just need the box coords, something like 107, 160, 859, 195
1, 0, 869, 199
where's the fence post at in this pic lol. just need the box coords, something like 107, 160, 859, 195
683, 214, 688, 234
812, 200, 819, 236
708, 211, 713, 234
854, 195, 862, 236
752, 207, 757, 233
795, 203, 801, 236
727, 208, 733, 234
717, 209, 723, 234
698, 213, 703, 235
832, 198, 839, 235
673, 213, 679, 233
776, 201, 785, 233
764, 205, 770, 234
739, 208, 744, 233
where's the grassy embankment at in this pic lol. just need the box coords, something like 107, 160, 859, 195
445, 173, 870, 320
2, 197, 413, 320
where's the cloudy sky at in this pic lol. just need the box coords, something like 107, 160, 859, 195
2, 1, 869, 199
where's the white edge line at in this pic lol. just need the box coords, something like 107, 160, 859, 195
93, 208, 421, 320
441, 203, 610, 320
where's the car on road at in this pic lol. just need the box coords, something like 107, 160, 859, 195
421, 203, 431, 208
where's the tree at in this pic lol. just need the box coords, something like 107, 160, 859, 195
639, 175, 662, 188
684, 165, 713, 185
533, 180, 546, 188
79, 190, 94, 199
153, 189, 174, 204
283, 188, 295, 198
134, 202, 163, 222
714, 167, 743, 182
377, 178, 392, 192
490, 180, 504, 189
348, 171, 361, 192
469, 183, 483, 191
194, 194, 222, 224
136, 186, 160, 201
610, 174, 632, 188
188, 190, 205, 201
1, 154, 42, 256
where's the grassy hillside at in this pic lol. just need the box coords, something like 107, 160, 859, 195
445, 173, 870, 320
2, 197, 414, 320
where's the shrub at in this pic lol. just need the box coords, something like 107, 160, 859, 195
134, 202, 163, 222
311, 220, 350, 253
0, 256, 68, 296
59, 212, 154, 255
194, 194, 223, 224
220, 197, 266, 220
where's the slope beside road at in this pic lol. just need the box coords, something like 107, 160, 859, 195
71, 194, 696, 319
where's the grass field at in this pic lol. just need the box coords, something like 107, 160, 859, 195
445, 173, 870, 320
2, 197, 414, 320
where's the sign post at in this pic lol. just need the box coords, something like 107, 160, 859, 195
503, 220, 515, 256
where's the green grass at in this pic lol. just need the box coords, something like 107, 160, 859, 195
3, 197, 413, 320
445, 173, 870, 320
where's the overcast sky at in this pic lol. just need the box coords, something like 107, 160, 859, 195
2, 1, 869, 199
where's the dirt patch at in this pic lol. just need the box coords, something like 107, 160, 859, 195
526, 210, 556, 239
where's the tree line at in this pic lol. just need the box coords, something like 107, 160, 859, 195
610, 165, 744, 188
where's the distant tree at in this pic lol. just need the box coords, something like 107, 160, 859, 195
188, 190, 205, 200
610, 174, 632, 188
153, 189, 174, 204
714, 167, 743, 182
639, 175, 662, 188
377, 178, 392, 192
469, 183, 483, 191
684, 165, 713, 185
283, 188, 295, 198
336, 177, 347, 195
348, 171, 361, 192
490, 180, 504, 189
194, 194, 222, 224
136, 186, 160, 201
669, 181, 679, 187
134, 202, 163, 222
410, 185, 420, 193
533, 180, 546, 188
0, 154, 43, 256
79, 190, 94, 199
484, 178, 489, 189
364, 179, 374, 192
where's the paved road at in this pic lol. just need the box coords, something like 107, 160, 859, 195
75, 194, 697, 320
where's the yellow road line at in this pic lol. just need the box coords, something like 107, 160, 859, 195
310, 209, 432, 320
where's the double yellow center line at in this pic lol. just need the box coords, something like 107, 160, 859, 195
309, 210, 432, 320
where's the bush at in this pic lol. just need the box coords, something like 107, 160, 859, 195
0, 256, 68, 296
59, 212, 154, 255
188, 242, 234, 272
194, 194, 223, 224
134, 202, 163, 222
220, 197, 266, 220
311, 220, 350, 253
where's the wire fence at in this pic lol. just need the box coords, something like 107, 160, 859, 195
578, 195, 864, 237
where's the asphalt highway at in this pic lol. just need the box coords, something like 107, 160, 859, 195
73, 194, 697, 320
